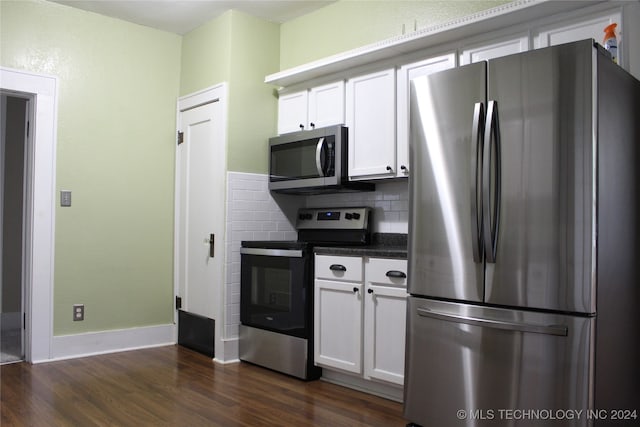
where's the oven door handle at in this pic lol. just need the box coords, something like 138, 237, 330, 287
240, 248, 304, 258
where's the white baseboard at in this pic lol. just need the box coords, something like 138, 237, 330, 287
214, 337, 239, 364
48, 324, 176, 362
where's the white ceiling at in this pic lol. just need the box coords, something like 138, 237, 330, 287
50, 0, 335, 35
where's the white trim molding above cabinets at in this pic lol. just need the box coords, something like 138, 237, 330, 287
277, 81, 344, 135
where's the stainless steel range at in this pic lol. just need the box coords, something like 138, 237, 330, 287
239, 207, 371, 380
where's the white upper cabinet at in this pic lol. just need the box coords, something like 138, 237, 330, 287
277, 90, 308, 134
308, 81, 345, 130
459, 34, 530, 65
533, 10, 623, 61
277, 81, 345, 134
346, 68, 396, 180
397, 53, 456, 178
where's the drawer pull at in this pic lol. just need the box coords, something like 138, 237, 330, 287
386, 270, 406, 279
329, 264, 347, 272
353, 287, 359, 293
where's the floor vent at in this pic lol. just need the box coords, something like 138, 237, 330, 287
178, 310, 214, 358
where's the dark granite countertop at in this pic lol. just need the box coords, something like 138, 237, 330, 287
314, 233, 408, 259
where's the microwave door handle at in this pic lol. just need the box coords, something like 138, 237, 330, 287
315, 137, 326, 177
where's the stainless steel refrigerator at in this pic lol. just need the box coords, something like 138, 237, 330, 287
404, 39, 640, 427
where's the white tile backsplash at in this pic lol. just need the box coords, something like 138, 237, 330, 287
223, 173, 409, 340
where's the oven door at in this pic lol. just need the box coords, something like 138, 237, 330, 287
240, 248, 311, 339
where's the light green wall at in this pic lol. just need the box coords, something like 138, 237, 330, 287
227, 12, 280, 174
0, 0, 181, 334
180, 12, 232, 95
180, 10, 280, 174
280, 0, 510, 69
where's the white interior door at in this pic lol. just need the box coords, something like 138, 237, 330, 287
176, 100, 225, 321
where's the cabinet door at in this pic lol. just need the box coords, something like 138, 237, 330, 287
397, 53, 456, 178
314, 279, 363, 374
278, 90, 308, 134
346, 68, 396, 180
364, 258, 408, 385
459, 34, 530, 65
533, 11, 622, 63
308, 81, 345, 129
364, 284, 407, 385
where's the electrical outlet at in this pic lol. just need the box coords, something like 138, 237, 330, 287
73, 304, 84, 321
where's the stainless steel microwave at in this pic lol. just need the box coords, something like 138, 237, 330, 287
268, 125, 374, 194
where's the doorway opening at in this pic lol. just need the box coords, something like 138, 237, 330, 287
1, 92, 31, 364
1, 67, 57, 363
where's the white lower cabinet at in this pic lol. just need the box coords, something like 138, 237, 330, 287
314, 278, 363, 373
364, 258, 408, 386
314, 254, 364, 373
314, 254, 408, 389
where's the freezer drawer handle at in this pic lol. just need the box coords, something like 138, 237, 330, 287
385, 270, 407, 279
329, 264, 347, 272
416, 307, 568, 336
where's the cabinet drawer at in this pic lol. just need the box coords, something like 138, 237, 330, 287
315, 255, 363, 282
366, 258, 408, 287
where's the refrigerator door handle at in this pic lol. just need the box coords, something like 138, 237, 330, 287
416, 307, 568, 337
471, 102, 485, 263
482, 100, 501, 263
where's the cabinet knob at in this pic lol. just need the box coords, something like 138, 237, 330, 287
353, 287, 359, 293
367, 288, 374, 294
310, 122, 315, 129
299, 124, 304, 130
386, 165, 393, 172
400, 165, 408, 172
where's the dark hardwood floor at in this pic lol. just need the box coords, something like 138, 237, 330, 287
1, 345, 408, 426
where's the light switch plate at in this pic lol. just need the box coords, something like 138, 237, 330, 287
60, 190, 71, 207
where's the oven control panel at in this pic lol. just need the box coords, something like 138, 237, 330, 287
296, 207, 371, 230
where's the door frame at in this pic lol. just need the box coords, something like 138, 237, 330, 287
174, 83, 227, 361
0, 67, 58, 363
